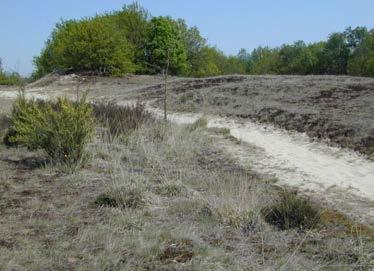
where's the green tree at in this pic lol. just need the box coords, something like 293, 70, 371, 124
111, 2, 150, 72
145, 16, 188, 75
249, 47, 280, 74
323, 33, 350, 74
175, 19, 207, 75
344, 26, 368, 51
34, 18, 136, 78
348, 32, 374, 76
237, 48, 252, 73
192, 46, 227, 77
307, 42, 326, 74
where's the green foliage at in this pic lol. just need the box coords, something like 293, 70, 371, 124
262, 191, 320, 230
249, 47, 280, 74
32, 3, 374, 78
277, 41, 317, 74
145, 16, 188, 75
348, 31, 374, 76
175, 19, 208, 75
8, 94, 95, 171
192, 47, 225, 77
0, 71, 22, 85
322, 33, 350, 74
34, 18, 136, 78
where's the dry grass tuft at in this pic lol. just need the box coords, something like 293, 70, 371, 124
92, 101, 153, 136
95, 186, 146, 209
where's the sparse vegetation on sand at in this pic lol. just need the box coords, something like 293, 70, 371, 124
0, 101, 372, 270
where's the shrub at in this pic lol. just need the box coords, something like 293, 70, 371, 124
92, 101, 153, 136
262, 191, 320, 230
8, 94, 95, 171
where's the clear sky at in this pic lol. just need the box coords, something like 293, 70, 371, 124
1, 0, 373, 75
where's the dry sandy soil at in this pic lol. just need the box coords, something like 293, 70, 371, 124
0, 74, 374, 270
1, 74, 373, 216
4, 73, 373, 158
140, 75, 374, 160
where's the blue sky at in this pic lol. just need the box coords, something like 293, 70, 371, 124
1, 0, 373, 75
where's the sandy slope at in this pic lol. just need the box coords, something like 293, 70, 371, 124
1, 73, 373, 224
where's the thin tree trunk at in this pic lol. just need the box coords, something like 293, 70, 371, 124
163, 69, 167, 120
163, 50, 170, 121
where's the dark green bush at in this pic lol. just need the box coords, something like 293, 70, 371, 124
92, 101, 153, 136
262, 191, 320, 230
8, 94, 95, 171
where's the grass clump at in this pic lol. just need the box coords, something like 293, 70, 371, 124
153, 183, 185, 197
92, 101, 153, 136
218, 208, 254, 229
159, 238, 195, 263
8, 93, 95, 171
262, 190, 320, 230
186, 117, 208, 131
95, 186, 146, 209
208, 127, 230, 135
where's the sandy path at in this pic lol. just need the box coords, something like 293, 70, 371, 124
1, 88, 373, 223
141, 106, 374, 223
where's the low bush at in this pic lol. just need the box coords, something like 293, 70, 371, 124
92, 101, 153, 136
8, 94, 95, 171
262, 190, 320, 230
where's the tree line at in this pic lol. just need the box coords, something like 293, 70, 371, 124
239, 27, 374, 77
32, 3, 374, 79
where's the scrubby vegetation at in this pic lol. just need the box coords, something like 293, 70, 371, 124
0, 100, 373, 270
5, 94, 94, 171
32, 2, 374, 79
92, 101, 152, 136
